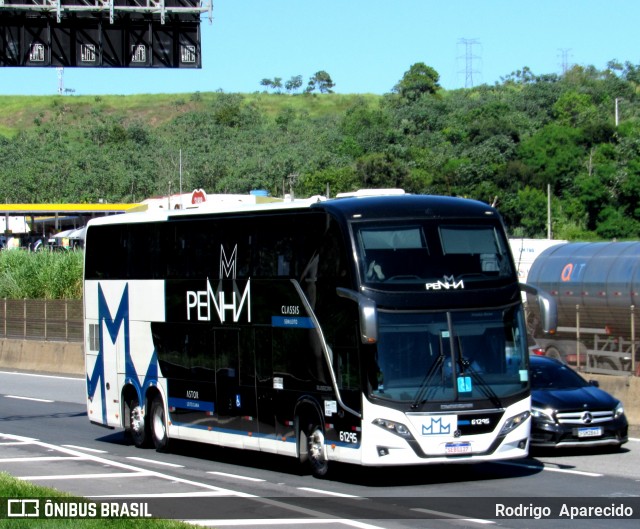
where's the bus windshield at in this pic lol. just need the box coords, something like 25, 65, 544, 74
353, 220, 514, 290
369, 305, 529, 405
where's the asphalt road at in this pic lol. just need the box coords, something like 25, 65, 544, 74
1, 369, 639, 529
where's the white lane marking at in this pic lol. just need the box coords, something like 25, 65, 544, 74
207, 471, 265, 482
18, 472, 153, 481
0, 370, 82, 381
91, 491, 236, 498
5, 395, 54, 403
190, 520, 386, 528
0, 432, 254, 497
0, 456, 87, 463
62, 445, 108, 454
411, 508, 496, 525
127, 456, 184, 468
497, 460, 602, 477
1, 432, 384, 529
540, 466, 603, 477
297, 487, 360, 498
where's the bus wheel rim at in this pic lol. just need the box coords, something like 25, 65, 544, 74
309, 429, 324, 461
131, 406, 144, 435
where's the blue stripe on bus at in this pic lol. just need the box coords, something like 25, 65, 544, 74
168, 398, 215, 413
271, 316, 315, 328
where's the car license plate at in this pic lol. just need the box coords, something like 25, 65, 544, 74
445, 442, 472, 454
577, 426, 602, 438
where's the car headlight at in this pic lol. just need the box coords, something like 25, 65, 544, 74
499, 410, 530, 436
614, 402, 625, 419
373, 418, 413, 439
531, 406, 555, 423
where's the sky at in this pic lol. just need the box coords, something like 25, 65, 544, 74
1, 0, 640, 96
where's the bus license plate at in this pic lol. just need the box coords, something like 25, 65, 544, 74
445, 442, 472, 455
577, 427, 602, 438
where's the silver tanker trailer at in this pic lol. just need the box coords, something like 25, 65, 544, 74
526, 241, 640, 374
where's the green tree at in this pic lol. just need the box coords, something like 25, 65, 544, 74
394, 62, 440, 101
260, 78, 283, 93
356, 152, 408, 188
596, 206, 640, 239
502, 186, 548, 238
306, 71, 335, 93
285, 75, 303, 93
517, 124, 585, 192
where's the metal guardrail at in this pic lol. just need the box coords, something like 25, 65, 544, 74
0, 299, 82, 343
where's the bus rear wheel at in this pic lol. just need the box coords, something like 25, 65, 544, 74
299, 419, 329, 478
150, 396, 169, 452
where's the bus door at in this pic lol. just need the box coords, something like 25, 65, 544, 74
213, 328, 258, 448
254, 326, 278, 452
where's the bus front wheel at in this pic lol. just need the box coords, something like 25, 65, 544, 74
299, 419, 329, 478
150, 396, 169, 452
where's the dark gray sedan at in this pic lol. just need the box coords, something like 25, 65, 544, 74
529, 355, 628, 449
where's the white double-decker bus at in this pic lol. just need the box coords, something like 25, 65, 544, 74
84, 192, 555, 477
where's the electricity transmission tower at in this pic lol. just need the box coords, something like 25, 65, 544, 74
458, 38, 482, 88
558, 48, 572, 74
57, 67, 64, 95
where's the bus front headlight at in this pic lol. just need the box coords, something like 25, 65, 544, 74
373, 418, 413, 439
499, 410, 530, 436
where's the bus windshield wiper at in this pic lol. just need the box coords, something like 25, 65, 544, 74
459, 358, 502, 408
411, 354, 445, 409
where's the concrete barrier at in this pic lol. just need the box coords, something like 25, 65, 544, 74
587, 373, 640, 429
0, 338, 83, 376
0, 338, 638, 429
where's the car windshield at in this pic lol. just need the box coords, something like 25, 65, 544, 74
530, 361, 588, 390
369, 305, 529, 405
353, 220, 514, 291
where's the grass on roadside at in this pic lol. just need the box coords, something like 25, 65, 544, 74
0, 472, 195, 529
0, 249, 83, 300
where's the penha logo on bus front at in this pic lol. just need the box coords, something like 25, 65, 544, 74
425, 275, 465, 291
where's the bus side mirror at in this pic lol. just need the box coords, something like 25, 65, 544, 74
520, 283, 558, 335
336, 288, 378, 344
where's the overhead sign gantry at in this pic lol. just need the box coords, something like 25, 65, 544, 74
0, 0, 212, 68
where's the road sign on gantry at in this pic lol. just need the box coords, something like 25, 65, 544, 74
0, 0, 211, 68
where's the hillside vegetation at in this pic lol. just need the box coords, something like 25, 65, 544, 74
2, 61, 640, 240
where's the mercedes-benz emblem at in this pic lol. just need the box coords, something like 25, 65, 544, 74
581, 412, 593, 424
